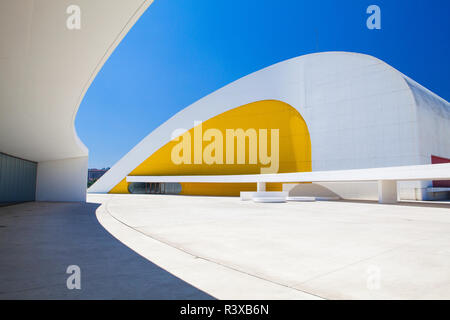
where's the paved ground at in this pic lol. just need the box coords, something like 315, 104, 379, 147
2, 195, 449, 299
0, 201, 212, 299
92, 194, 450, 300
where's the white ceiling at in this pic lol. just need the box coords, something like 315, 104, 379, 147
0, 0, 153, 162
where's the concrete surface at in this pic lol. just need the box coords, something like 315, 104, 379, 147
0, 201, 212, 299
92, 194, 450, 300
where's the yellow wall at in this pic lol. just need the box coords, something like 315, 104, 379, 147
109, 100, 311, 196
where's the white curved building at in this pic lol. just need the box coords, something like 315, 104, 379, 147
0, 1, 153, 203
90, 52, 450, 201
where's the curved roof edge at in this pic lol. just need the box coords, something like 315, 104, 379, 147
72, 0, 154, 158
0, 0, 154, 163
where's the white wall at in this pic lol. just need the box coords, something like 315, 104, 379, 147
302, 54, 421, 172
36, 156, 88, 202
407, 78, 450, 163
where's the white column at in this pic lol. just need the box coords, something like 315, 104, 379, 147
257, 182, 266, 192
36, 156, 88, 202
378, 180, 398, 204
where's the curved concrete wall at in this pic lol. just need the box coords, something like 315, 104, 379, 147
0, 0, 154, 201
90, 52, 449, 200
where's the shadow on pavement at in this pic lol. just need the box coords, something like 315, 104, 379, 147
0, 201, 213, 299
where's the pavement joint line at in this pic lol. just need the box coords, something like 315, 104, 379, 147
102, 197, 327, 300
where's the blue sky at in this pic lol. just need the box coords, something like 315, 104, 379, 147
76, 0, 450, 168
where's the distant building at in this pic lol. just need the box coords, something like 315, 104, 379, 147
88, 168, 109, 182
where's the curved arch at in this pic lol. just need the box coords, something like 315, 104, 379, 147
110, 100, 312, 196
0, 1, 154, 201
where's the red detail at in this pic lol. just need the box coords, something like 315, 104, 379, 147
431, 155, 450, 188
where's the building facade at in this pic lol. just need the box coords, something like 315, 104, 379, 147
90, 52, 450, 201
0, 1, 154, 203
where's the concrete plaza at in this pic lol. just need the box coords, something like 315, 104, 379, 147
1, 194, 449, 299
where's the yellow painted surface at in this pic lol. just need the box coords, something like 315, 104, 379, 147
109, 100, 311, 196
109, 178, 129, 194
